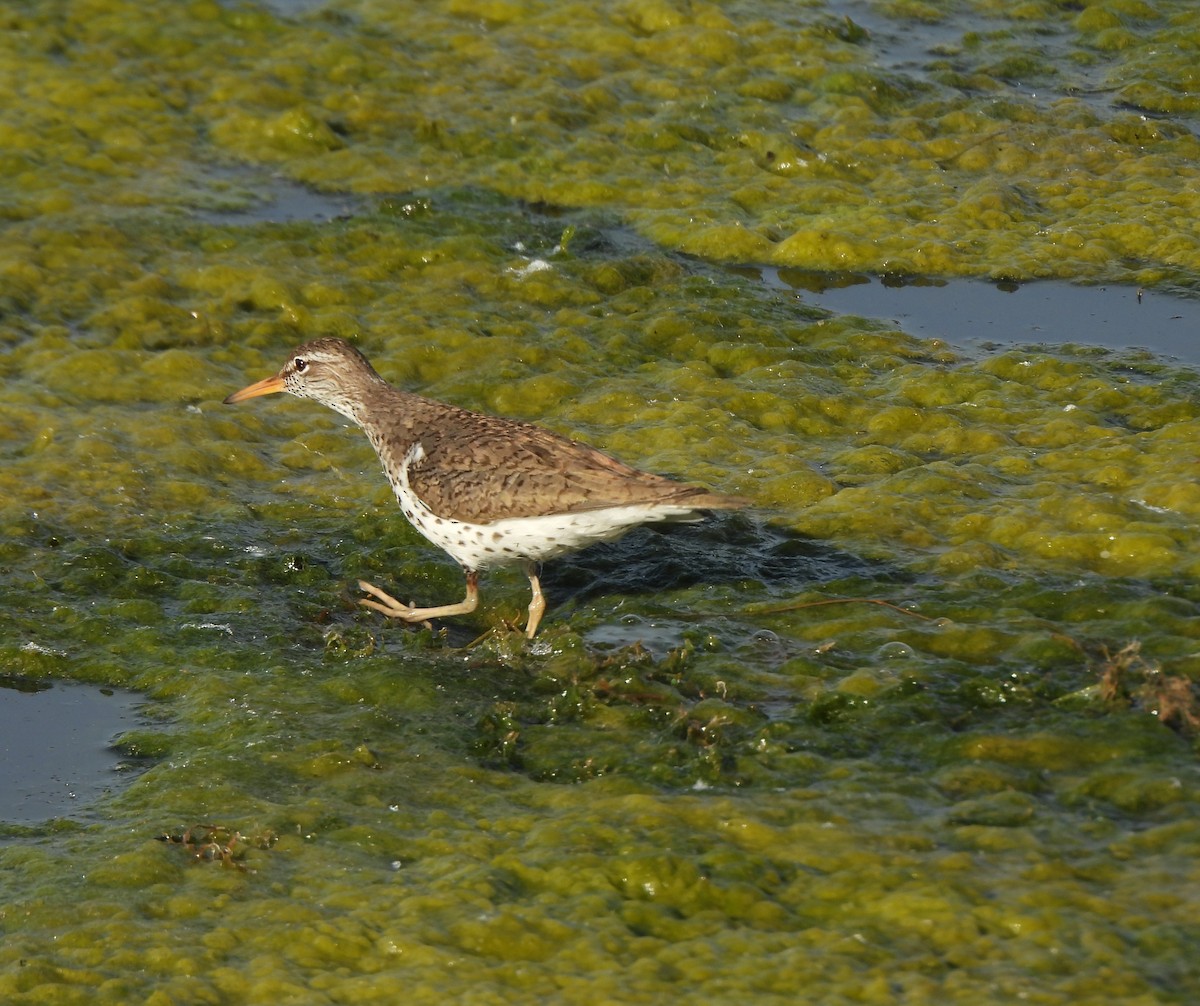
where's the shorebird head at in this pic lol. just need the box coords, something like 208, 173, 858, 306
224, 337, 384, 419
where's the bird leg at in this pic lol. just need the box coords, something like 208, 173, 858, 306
358, 570, 479, 626
524, 562, 546, 639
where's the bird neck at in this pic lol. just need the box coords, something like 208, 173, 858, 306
322, 372, 397, 427
337, 380, 426, 442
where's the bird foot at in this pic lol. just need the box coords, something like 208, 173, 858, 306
357, 578, 479, 627
357, 579, 425, 622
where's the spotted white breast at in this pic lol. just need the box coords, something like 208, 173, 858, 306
388, 443, 707, 571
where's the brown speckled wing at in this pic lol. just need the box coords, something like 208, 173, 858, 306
403, 408, 743, 525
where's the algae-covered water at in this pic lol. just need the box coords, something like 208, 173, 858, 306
3, 1, 1200, 1003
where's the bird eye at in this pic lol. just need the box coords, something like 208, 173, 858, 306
294, 357, 309, 374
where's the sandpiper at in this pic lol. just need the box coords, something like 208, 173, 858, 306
225, 338, 747, 637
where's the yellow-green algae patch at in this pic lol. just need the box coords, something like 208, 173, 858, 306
5, 1, 1200, 283
2, 1, 1200, 1003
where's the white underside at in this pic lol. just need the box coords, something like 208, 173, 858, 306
390, 443, 704, 570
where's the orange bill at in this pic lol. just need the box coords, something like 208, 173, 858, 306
224, 374, 286, 404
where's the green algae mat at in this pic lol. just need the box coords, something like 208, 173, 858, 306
3, 1, 1200, 1003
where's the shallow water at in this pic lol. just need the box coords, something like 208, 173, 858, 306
0, 678, 144, 825
2, 1, 1200, 1003
755, 268, 1200, 363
